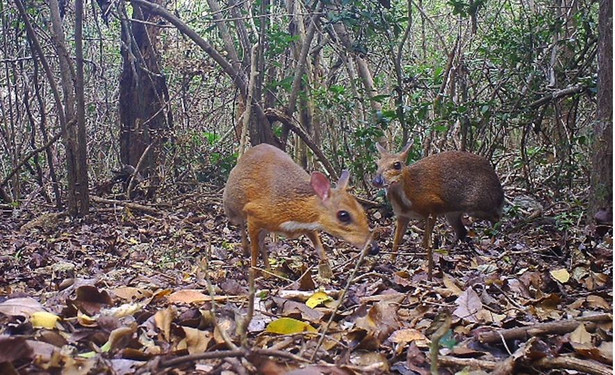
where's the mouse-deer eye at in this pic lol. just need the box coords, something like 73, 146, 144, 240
337, 210, 351, 224
393, 162, 402, 170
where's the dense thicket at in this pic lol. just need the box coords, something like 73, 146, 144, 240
0, 0, 609, 222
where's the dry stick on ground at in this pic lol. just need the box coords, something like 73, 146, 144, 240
159, 348, 309, 369
310, 235, 374, 361
236, 267, 256, 348
491, 337, 612, 375
90, 196, 160, 215
534, 355, 612, 375
441, 350, 611, 375
438, 356, 497, 371
477, 314, 612, 344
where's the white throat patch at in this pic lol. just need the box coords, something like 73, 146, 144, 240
279, 221, 322, 232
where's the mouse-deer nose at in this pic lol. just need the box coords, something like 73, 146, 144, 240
372, 174, 385, 187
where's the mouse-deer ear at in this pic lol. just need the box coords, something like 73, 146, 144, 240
311, 172, 331, 201
376, 143, 388, 156
399, 140, 414, 161
336, 170, 350, 190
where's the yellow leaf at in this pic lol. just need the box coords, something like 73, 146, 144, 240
107, 325, 136, 351
77, 310, 98, 327
265, 317, 317, 335
102, 302, 146, 318
550, 268, 570, 283
306, 291, 332, 309
30, 311, 60, 329
78, 341, 111, 358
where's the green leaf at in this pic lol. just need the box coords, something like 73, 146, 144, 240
370, 94, 390, 103
440, 330, 457, 349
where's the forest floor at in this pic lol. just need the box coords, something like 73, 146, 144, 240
0, 184, 612, 375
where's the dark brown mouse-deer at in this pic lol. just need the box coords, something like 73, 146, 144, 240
373, 142, 504, 279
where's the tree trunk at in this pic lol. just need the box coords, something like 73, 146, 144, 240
73, 0, 90, 215
119, 0, 173, 183
588, 0, 613, 229
48, 0, 89, 216
287, 0, 317, 167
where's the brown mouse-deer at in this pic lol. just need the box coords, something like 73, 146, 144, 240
223, 143, 378, 279
372, 142, 504, 279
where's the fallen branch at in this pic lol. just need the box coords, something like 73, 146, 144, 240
90, 196, 160, 215
441, 353, 611, 375
477, 314, 612, 344
439, 356, 497, 371
158, 348, 309, 369
534, 355, 612, 375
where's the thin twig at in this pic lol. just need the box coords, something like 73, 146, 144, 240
203, 239, 239, 351
238, 43, 259, 156
126, 141, 155, 199
310, 234, 373, 360
0, 132, 62, 188
90, 195, 160, 215
237, 267, 255, 347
